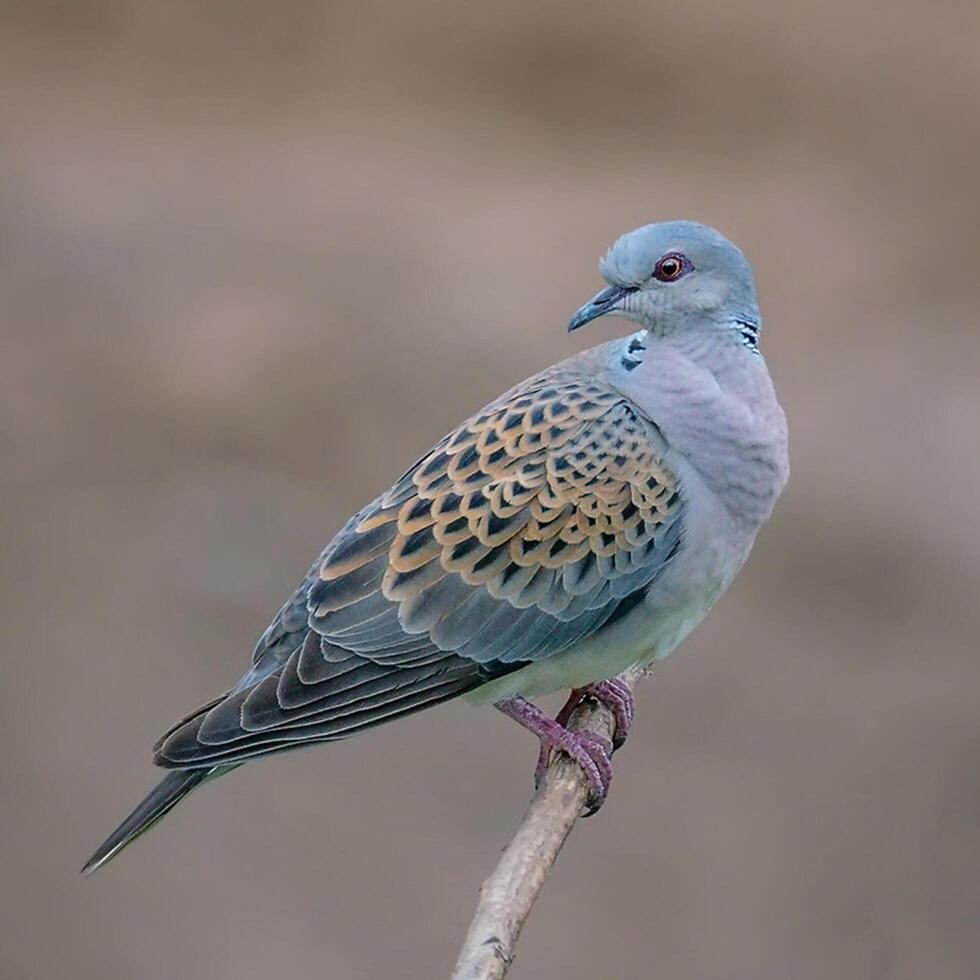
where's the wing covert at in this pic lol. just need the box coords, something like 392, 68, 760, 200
309, 366, 684, 666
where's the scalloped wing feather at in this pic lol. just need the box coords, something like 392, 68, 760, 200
309, 366, 683, 665
155, 363, 685, 768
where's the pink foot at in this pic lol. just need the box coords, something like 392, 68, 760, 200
496, 694, 615, 814
530, 679, 634, 790
586, 678, 635, 748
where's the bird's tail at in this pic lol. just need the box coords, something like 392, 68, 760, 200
81, 765, 233, 875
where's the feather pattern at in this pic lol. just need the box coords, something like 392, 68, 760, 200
154, 360, 684, 768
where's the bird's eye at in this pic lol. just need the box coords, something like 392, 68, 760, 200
653, 252, 689, 282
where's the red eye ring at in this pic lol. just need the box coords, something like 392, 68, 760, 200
653, 252, 689, 282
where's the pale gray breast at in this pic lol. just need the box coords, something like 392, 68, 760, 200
609, 332, 789, 531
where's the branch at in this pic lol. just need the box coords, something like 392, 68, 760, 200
450, 665, 644, 980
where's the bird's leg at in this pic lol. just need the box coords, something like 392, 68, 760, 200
495, 694, 614, 813
531, 678, 635, 788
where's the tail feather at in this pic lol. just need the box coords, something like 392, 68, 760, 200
81, 767, 228, 875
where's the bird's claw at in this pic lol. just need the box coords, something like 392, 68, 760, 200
531, 680, 635, 811
546, 678, 635, 754
584, 678, 634, 749
535, 727, 614, 814
496, 690, 630, 816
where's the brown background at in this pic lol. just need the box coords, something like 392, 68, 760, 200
2, 2, 979, 978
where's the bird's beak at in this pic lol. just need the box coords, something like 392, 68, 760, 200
567, 284, 637, 332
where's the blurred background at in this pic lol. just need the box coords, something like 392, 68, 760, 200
2, 2, 979, 978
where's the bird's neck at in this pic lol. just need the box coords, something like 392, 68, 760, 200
607, 329, 789, 528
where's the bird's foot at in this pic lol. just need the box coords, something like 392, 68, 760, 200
496, 695, 615, 815
581, 677, 635, 749
535, 677, 634, 772
529, 678, 634, 809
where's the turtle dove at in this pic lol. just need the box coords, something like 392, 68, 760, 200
83, 220, 788, 874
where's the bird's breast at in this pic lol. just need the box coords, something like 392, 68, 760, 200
612, 338, 788, 532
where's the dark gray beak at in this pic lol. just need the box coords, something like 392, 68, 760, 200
567, 284, 636, 332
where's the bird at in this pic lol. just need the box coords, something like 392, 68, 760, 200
83, 220, 788, 874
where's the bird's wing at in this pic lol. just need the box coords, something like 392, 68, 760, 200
154, 364, 684, 768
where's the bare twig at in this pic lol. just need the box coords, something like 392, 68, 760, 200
450, 665, 644, 980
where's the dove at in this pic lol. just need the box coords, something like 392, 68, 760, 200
83, 220, 788, 874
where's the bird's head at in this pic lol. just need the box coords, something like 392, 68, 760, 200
568, 221, 760, 342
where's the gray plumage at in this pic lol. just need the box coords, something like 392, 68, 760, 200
83, 220, 788, 874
